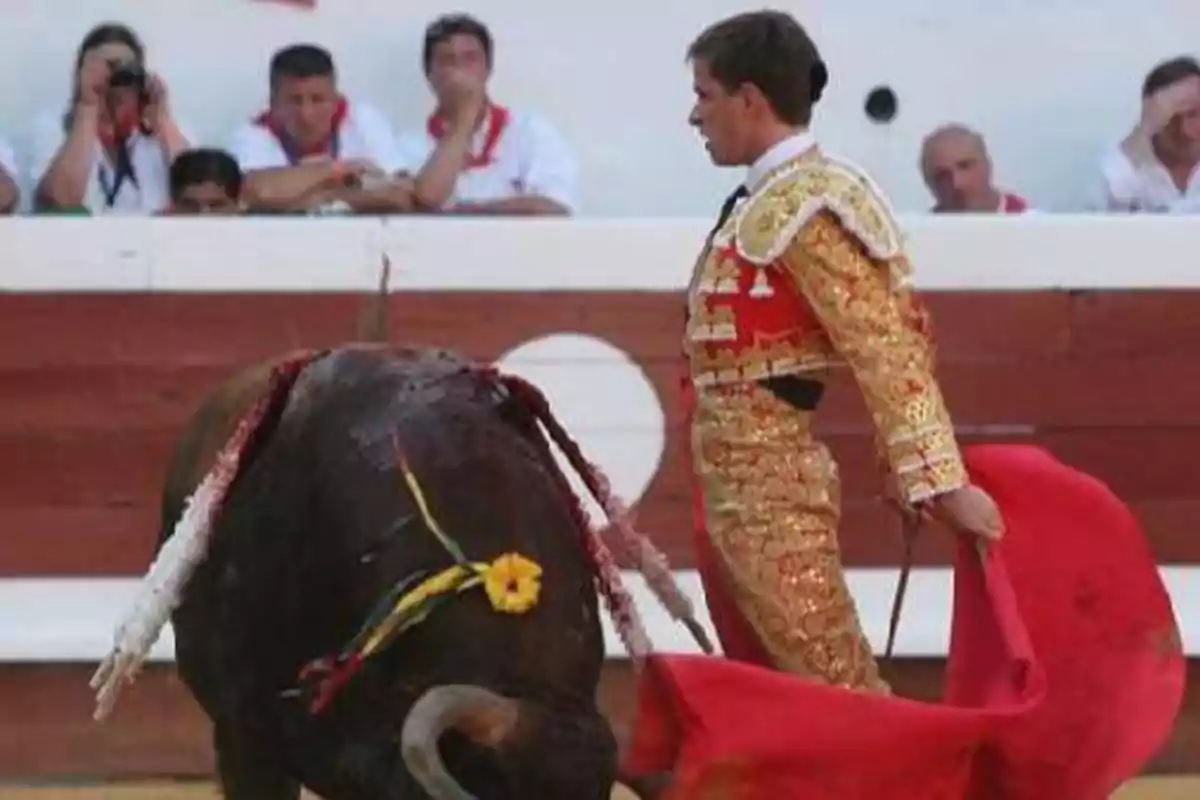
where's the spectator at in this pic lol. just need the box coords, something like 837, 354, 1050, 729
165, 148, 242, 214
919, 124, 1029, 213
30, 22, 191, 215
228, 43, 413, 215
1100, 56, 1200, 213
0, 135, 20, 214
397, 14, 578, 215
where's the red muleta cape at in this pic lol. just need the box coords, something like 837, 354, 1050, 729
624, 444, 1184, 799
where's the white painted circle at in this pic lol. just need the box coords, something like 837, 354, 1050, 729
494, 333, 667, 525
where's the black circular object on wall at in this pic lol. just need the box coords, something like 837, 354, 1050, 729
864, 85, 898, 123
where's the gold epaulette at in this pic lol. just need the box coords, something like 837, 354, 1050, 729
732, 155, 905, 266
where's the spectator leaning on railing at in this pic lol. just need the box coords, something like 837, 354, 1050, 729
227, 43, 414, 215
919, 123, 1029, 213
30, 22, 192, 215
164, 148, 243, 215
396, 14, 578, 216
0, 133, 20, 214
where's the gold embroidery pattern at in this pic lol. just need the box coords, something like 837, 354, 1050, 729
689, 247, 742, 300
691, 381, 889, 693
688, 341, 831, 388
735, 154, 903, 267
685, 304, 737, 343
782, 212, 967, 505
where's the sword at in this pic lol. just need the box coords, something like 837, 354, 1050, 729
883, 503, 994, 663
883, 511, 921, 662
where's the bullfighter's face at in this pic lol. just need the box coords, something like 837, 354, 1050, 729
689, 57, 755, 167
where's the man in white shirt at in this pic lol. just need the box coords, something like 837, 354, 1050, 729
32, 23, 191, 216
920, 124, 1030, 213
0, 135, 20, 214
396, 14, 578, 216
228, 44, 414, 215
1099, 56, 1200, 213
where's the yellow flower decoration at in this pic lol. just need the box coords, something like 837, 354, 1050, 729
482, 553, 543, 614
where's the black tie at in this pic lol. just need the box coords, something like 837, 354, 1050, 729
709, 185, 749, 236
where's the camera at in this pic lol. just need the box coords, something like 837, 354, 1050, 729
104, 58, 152, 136
107, 59, 147, 92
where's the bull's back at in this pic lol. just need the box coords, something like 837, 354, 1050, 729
299, 351, 604, 692
172, 348, 606, 711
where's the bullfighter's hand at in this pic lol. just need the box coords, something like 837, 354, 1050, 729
927, 484, 1004, 543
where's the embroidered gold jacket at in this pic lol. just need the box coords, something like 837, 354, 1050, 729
684, 147, 966, 505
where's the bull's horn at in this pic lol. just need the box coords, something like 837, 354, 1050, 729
400, 683, 519, 800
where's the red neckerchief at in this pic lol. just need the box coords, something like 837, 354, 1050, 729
427, 103, 509, 169
932, 192, 1030, 214
1000, 192, 1029, 213
254, 96, 349, 164
97, 102, 140, 149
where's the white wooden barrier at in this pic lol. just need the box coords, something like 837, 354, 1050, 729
3, 214, 1200, 292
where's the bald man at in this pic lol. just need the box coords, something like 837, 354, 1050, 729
919, 124, 1028, 213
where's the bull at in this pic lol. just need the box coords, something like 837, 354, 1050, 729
89, 269, 707, 799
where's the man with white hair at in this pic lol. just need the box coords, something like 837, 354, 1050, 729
920, 123, 1029, 213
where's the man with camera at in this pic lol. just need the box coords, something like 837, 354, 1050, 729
228, 44, 414, 215
32, 23, 191, 215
